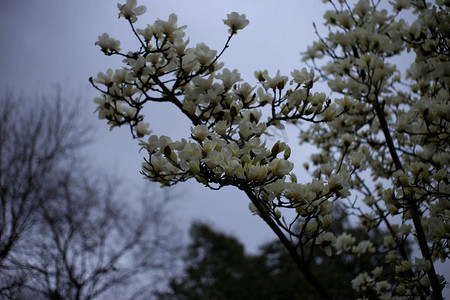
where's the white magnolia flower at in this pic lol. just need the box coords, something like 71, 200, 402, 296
118, 0, 147, 23
134, 122, 151, 137
305, 219, 318, 232
170, 37, 190, 55
194, 43, 217, 66
316, 232, 336, 256
190, 125, 210, 141
213, 120, 229, 136
375, 281, 391, 293
136, 25, 153, 42
334, 232, 356, 254
202, 139, 218, 154
254, 70, 268, 82
290, 68, 316, 85
148, 155, 167, 174
352, 240, 376, 256
223, 12, 249, 34
217, 68, 242, 89
223, 158, 243, 178
246, 162, 268, 182
94, 69, 114, 85
235, 83, 255, 103
389, 0, 411, 11
351, 272, 373, 292
202, 150, 223, 168
112, 69, 132, 84
263, 70, 288, 90
95, 33, 121, 53
270, 158, 294, 177
179, 143, 202, 162
153, 13, 185, 37
256, 87, 273, 105
180, 53, 199, 73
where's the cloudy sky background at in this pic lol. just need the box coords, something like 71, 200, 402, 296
1, 0, 448, 293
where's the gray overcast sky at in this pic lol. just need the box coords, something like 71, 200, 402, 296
0, 0, 327, 252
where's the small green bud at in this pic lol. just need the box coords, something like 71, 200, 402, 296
284, 145, 291, 159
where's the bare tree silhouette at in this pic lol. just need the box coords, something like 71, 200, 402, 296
0, 90, 179, 299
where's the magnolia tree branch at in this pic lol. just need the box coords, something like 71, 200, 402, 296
243, 188, 332, 300
374, 100, 443, 299
92, 1, 449, 299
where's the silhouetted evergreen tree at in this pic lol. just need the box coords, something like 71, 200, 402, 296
160, 208, 409, 299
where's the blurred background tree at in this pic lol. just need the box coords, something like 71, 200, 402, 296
0, 90, 179, 299
160, 207, 410, 300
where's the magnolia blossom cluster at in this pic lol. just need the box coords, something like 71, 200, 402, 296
92, 0, 449, 299
91, 0, 357, 288
302, 0, 449, 298
351, 258, 435, 299
91, 1, 344, 200
90, 2, 351, 272
138, 132, 295, 189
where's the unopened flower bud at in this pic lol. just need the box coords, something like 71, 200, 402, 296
284, 145, 291, 159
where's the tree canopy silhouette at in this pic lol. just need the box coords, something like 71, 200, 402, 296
0, 90, 178, 299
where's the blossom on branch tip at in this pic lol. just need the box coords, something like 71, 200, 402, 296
217, 68, 242, 90
246, 162, 269, 182
223, 12, 249, 34
256, 87, 273, 105
194, 43, 217, 66
263, 70, 288, 90
352, 240, 376, 256
334, 232, 356, 254
153, 13, 186, 38
254, 70, 268, 82
248, 202, 259, 215
290, 68, 316, 86
136, 25, 153, 42
190, 125, 210, 141
389, 0, 411, 11
235, 83, 255, 104
95, 33, 121, 53
170, 37, 190, 56
351, 273, 374, 292
93, 69, 114, 86
316, 232, 336, 256
134, 122, 151, 137
117, 0, 146, 23
270, 158, 294, 177
212, 120, 230, 136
